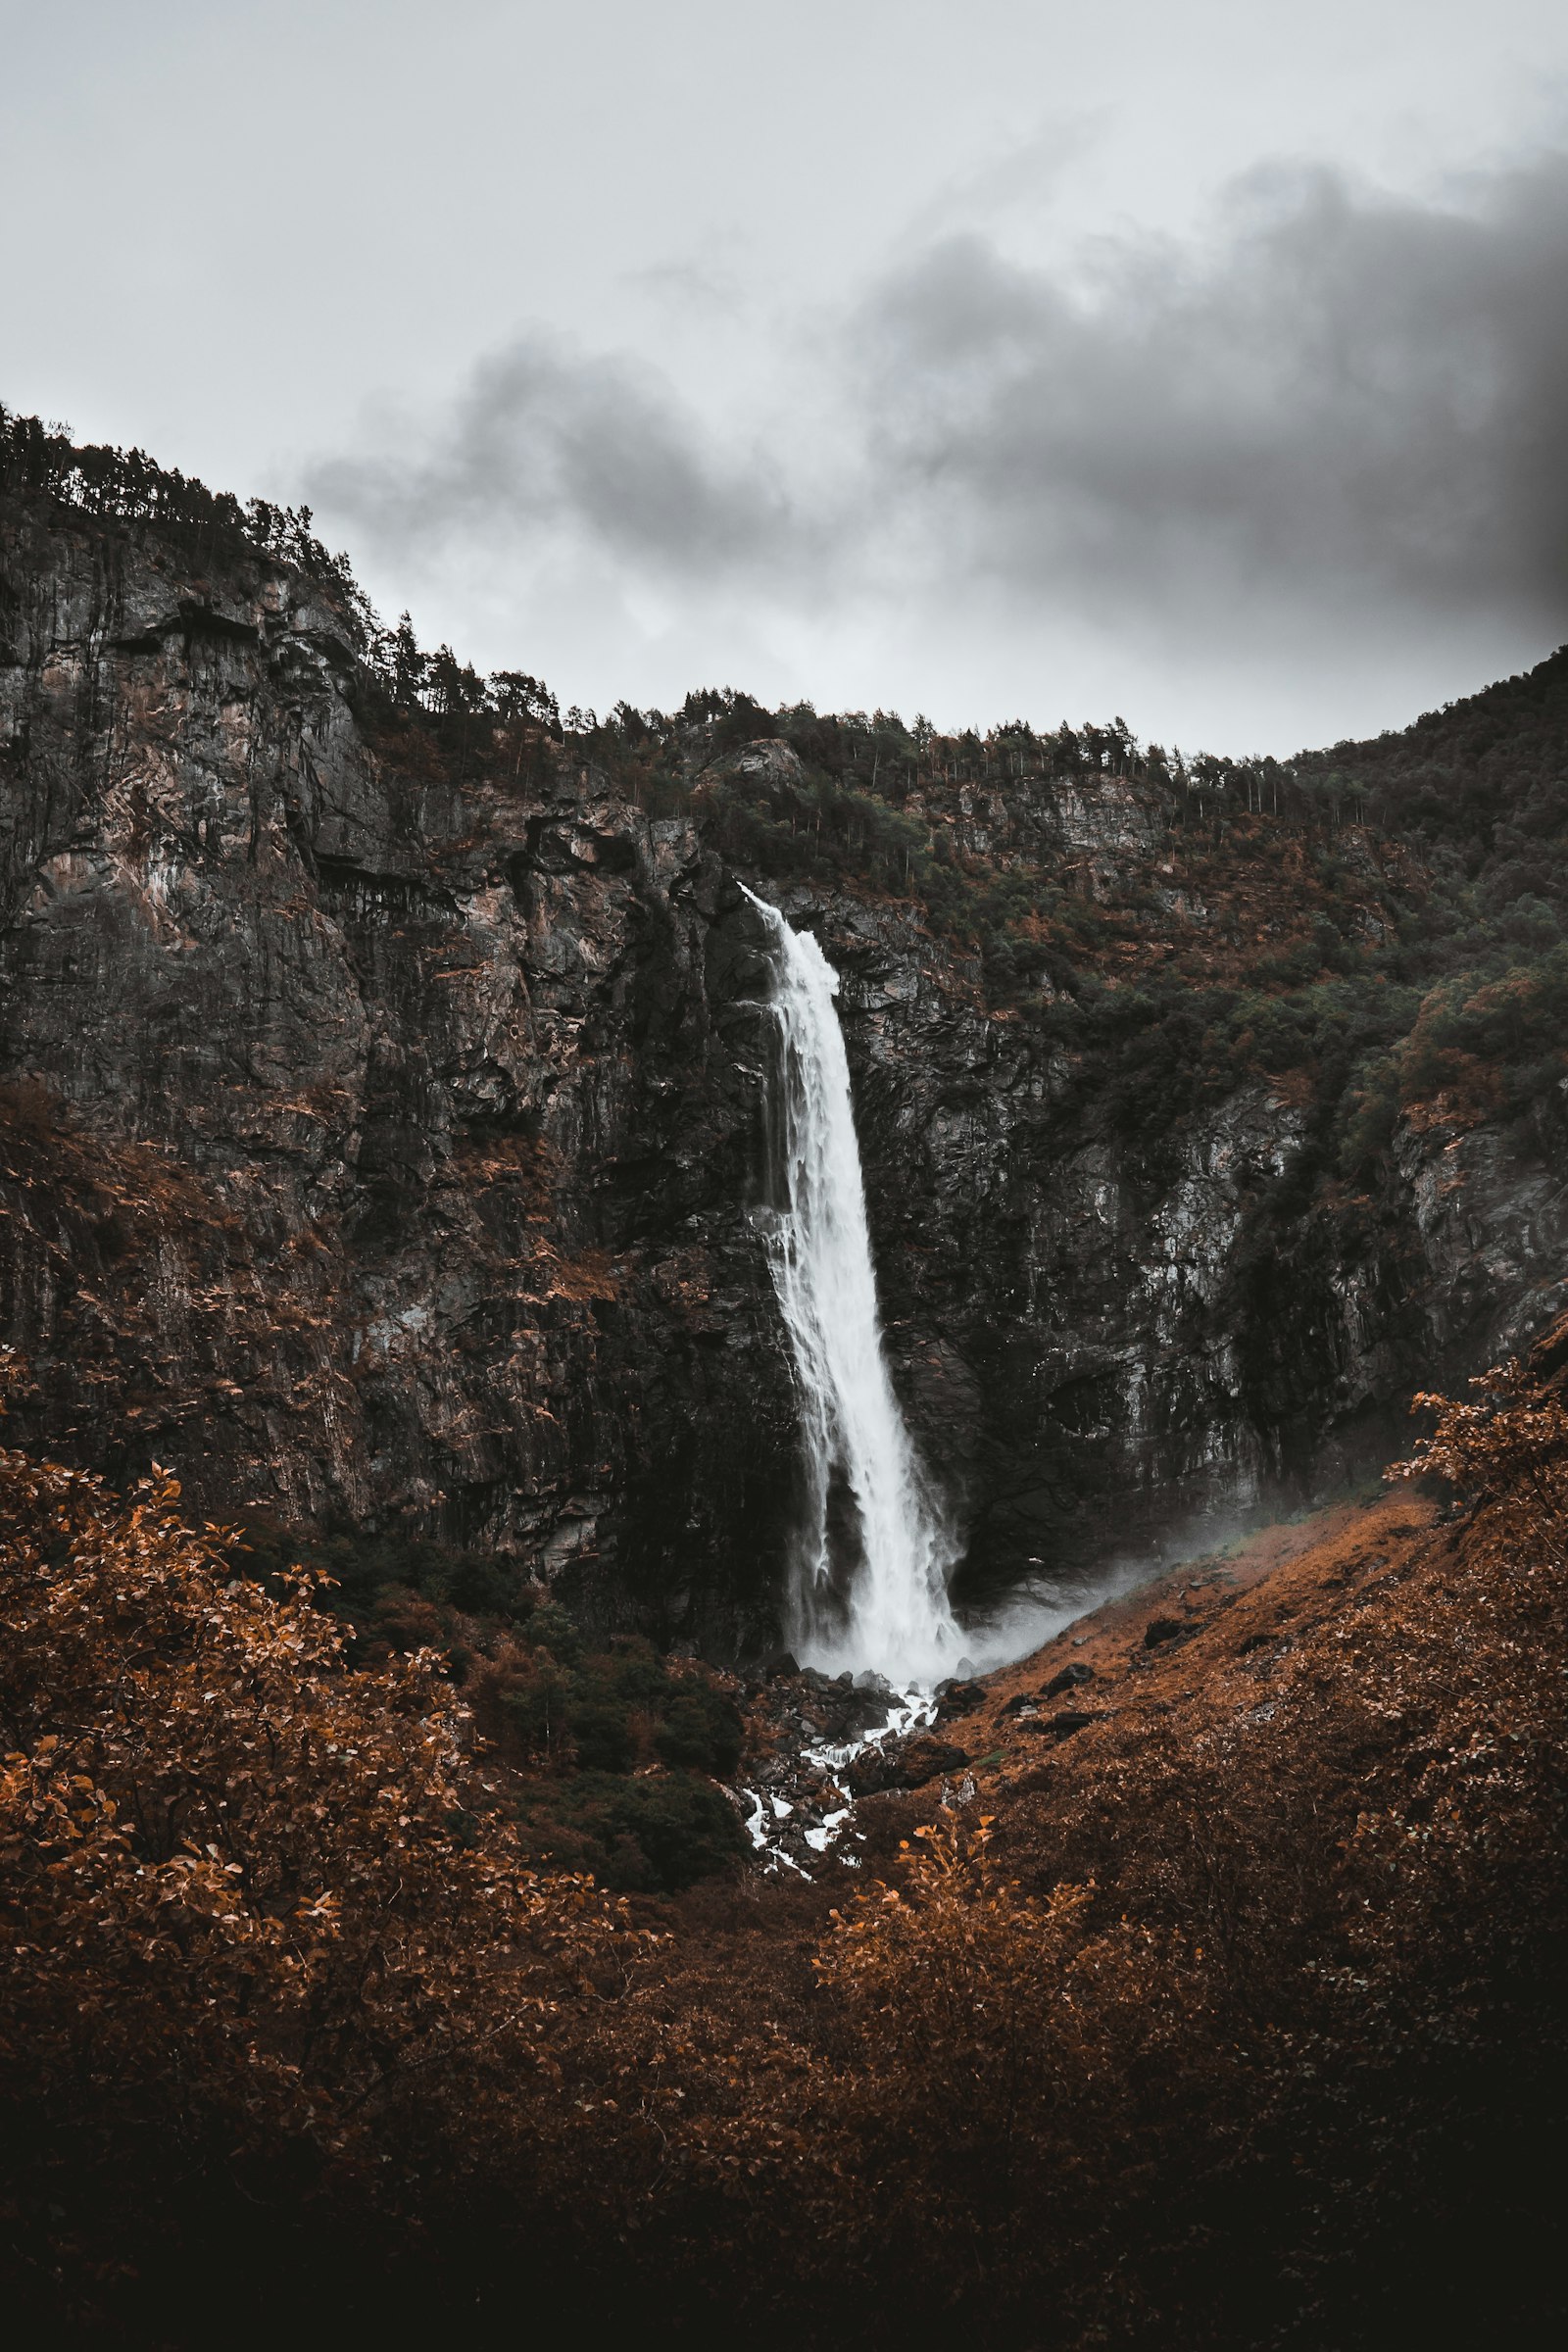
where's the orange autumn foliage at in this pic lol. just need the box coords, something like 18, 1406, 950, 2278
1396, 1356, 1568, 1570
1, 1340, 1566, 2345
0, 1433, 630, 2307
595, 1350, 1568, 2344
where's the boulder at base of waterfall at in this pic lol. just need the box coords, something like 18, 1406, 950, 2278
934, 1679, 986, 1720
895, 1737, 973, 1788
1027, 1709, 1110, 1740
1144, 1617, 1188, 1649
1043, 1661, 1097, 1697
844, 1737, 969, 1797
843, 1751, 899, 1797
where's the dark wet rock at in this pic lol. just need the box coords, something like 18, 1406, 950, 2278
1144, 1617, 1189, 1649
1029, 1709, 1110, 1740
839, 1752, 894, 1798
0, 509, 808, 1659
847, 1735, 970, 1796
934, 1679, 987, 1720
895, 1736, 972, 1788
1043, 1662, 1097, 1697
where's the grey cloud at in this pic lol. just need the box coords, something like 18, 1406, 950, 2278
893, 114, 1106, 252
310, 150, 1568, 704
311, 334, 803, 583
859, 153, 1568, 633
621, 259, 753, 321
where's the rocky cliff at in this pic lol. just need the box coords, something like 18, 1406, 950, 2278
760, 835, 1568, 1610
3, 478, 1565, 1651
0, 496, 810, 1648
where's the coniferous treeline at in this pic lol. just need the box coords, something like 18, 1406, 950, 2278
0, 404, 363, 603
0, 408, 1380, 827
0, 407, 559, 734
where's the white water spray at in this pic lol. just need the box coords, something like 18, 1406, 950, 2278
743, 887, 966, 1684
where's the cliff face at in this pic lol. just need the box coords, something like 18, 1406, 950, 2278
0, 504, 804, 1646
809, 885, 1568, 1602
2, 502, 1564, 1647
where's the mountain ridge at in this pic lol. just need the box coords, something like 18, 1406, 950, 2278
2, 410, 1565, 1644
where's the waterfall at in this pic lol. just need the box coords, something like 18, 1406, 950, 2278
743, 887, 966, 1684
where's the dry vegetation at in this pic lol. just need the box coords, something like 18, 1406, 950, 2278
2, 1324, 1566, 2346
0, 1409, 634, 2337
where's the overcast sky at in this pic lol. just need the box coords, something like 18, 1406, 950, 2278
6, 0, 1568, 752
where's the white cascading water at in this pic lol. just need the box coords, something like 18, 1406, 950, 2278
743, 886, 967, 1684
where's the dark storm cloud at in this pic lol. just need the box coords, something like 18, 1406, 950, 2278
314, 151, 1568, 655
861, 152, 1568, 633
312, 335, 805, 582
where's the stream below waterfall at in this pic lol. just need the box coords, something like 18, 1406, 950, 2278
738, 1671, 960, 1878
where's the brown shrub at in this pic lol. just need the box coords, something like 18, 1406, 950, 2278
0, 1436, 631, 2328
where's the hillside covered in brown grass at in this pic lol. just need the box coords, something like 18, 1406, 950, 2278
3, 1320, 1565, 2348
